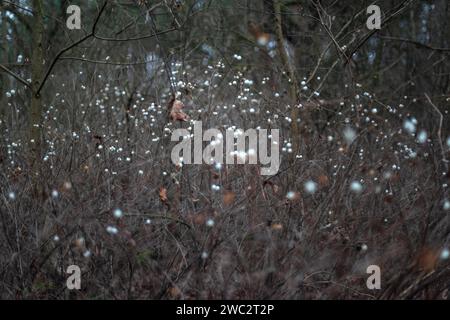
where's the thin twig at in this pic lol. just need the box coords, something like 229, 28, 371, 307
59, 56, 158, 65
425, 93, 449, 171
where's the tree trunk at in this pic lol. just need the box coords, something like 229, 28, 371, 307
30, 0, 45, 173
0, 10, 9, 121
272, 0, 301, 154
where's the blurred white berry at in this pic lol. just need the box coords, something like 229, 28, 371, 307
304, 180, 318, 194
286, 191, 298, 200
444, 200, 450, 210
403, 118, 417, 134
113, 208, 123, 219
440, 248, 449, 260
343, 127, 357, 144
106, 226, 119, 235
350, 181, 363, 193
417, 130, 427, 144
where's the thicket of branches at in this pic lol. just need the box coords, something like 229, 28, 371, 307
0, 0, 449, 299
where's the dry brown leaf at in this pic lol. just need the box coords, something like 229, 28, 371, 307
159, 187, 168, 203
168, 286, 181, 298
194, 213, 206, 225
271, 223, 283, 230
223, 190, 236, 206
170, 99, 189, 122
248, 22, 270, 46
318, 174, 329, 187
416, 247, 439, 272
75, 238, 85, 250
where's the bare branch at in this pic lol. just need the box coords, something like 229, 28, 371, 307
344, 0, 415, 65
0, 63, 31, 89
35, 1, 108, 97
380, 36, 450, 52
93, 27, 177, 42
